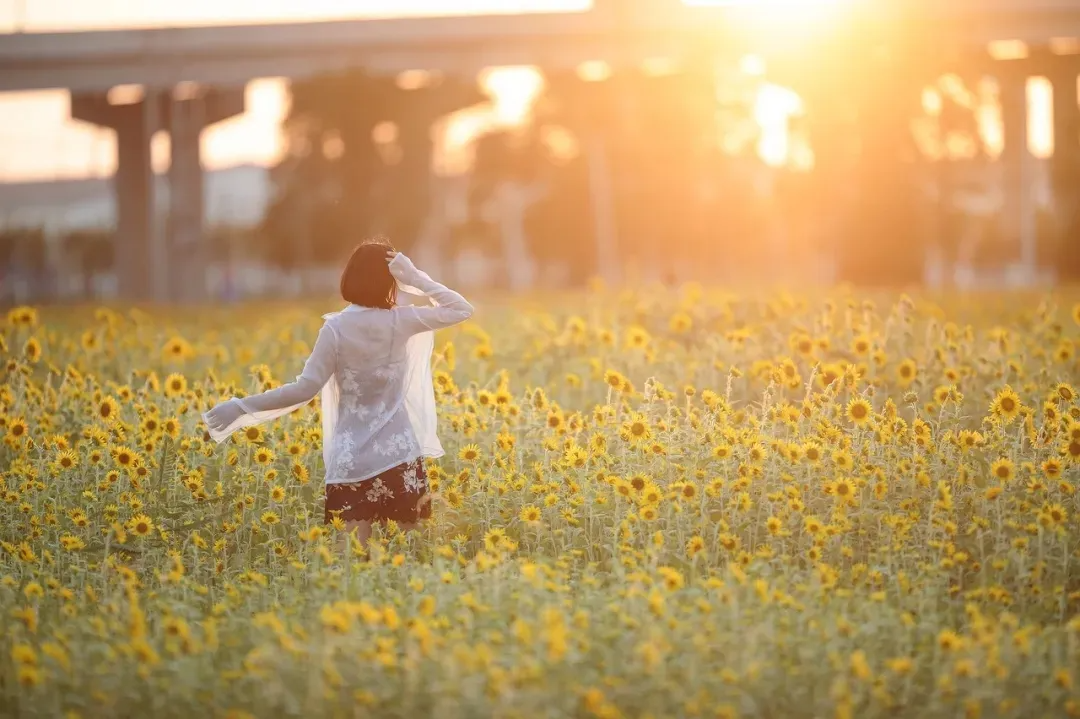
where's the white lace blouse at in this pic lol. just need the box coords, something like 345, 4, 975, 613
203, 254, 473, 485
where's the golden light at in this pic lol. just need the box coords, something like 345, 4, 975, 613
686, 0, 851, 27
641, 57, 680, 77
1050, 37, 1080, 55
576, 61, 613, 83
372, 122, 397, 145
754, 84, 802, 167
976, 77, 1004, 158
1028, 77, 1052, 159
739, 54, 767, 77
107, 84, 145, 106
922, 88, 942, 117
480, 67, 544, 125
172, 81, 202, 102
396, 70, 436, 90
988, 40, 1029, 61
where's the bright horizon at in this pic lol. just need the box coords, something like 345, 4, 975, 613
0, 0, 1054, 182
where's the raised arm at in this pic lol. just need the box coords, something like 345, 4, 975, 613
388, 252, 474, 334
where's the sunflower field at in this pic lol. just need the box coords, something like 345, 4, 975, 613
2, 286, 1080, 718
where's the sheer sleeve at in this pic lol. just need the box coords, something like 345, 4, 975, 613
389, 254, 473, 336
203, 321, 338, 445
237, 323, 337, 413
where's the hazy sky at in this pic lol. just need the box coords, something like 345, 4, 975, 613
0, 0, 589, 181
0, 0, 1055, 181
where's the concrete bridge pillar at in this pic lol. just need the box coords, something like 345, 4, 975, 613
996, 62, 1036, 273
71, 92, 164, 301
71, 85, 244, 302
167, 87, 245, 301
1045, 53, 1080, 279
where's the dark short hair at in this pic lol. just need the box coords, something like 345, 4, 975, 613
340, 239, 396, 309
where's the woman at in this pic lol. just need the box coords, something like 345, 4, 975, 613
203, 240, 473, 547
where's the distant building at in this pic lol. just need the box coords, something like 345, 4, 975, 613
0, 164, 272, 233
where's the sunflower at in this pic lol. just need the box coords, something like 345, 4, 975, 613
112, 445, 139, 470
164, 373, 188, 398
1042, 503, 1068, 526
162, 336, 193, 361
53, 449, 78, 471
990, 458, 1015, 483
59, 533, 86, 551
624, 326, 651, 350
991, 386, 1022, 422
458, 444, 481, 462
851, 334, 872, 356
260, 511, 280, 526
790, 333, 815, 358
937, 630, 963, 652
891, 358, 917, 387
95, 396, 120, 425
519, 505, 542, 523
685, 535, 706, 557
1042, 458, 1063, 479
713, 443, 732, 460
846, 398, 873, 426
603, 369, 627, 392
242, 425, 263, 444
483, 528, 508, 552
831, 478, 858, 504
1064, 439, 1080, 464
140, 415, 160, 435
1056, 383, 1077, 404
6, 417, 29, 441
640, 483, 663, 506
160, 417, 179, 438
623, 416, 651, 444
22, 337, 42, 364
253, 447, 275, 465
270, 485, 286, 502
7, 305, 38, 327
128, 514, 154, 537
444, 489, 463, 508
546, 411, 564, 432
80, 330, 101, 352
669, 312, 692, 334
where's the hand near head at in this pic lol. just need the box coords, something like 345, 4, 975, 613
387, 250, 421, 283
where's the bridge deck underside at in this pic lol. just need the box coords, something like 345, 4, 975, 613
2, 4, 1080, 92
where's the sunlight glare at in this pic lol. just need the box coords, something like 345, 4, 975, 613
739, 54, 767, 77
686, 0, 849, 23
988, 40, 1029, 61
1029, 77, 1052, 159
480, 67, 544, 126
754, 83, 802, 167
577, 61, 613, 83
397, 70, 436, 90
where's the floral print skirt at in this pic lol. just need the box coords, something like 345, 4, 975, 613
324, 458, 430, 524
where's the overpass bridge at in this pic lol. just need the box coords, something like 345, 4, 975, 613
1, 0, 1079, 297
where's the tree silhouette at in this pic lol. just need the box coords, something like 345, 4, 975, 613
262, 70, 482, 274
